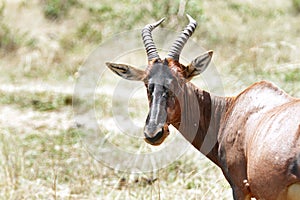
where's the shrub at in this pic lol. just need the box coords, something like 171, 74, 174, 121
0, 23, 21, 53
41, 0, 79, 20
292, 0, 300, 13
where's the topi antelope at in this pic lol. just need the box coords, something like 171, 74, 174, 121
106, 15, 300, 199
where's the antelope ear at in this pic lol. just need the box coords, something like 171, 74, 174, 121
106, 62, 145, 81
185, 50, 213, 80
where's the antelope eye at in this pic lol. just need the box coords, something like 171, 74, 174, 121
162, 91, 168, 98
162, 89, 174, 98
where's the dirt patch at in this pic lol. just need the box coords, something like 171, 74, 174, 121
0, 105, 74, 135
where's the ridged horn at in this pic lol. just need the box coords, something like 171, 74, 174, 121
167, 14, 197, 61
141, 18, 165, 61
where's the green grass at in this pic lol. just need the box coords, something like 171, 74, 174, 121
283, 68, 300, 82
292, 0, 300, 12
0, 127, 84, 199
0, 23, 24, 54
0, 90, 72, 111
41, 0, 80, 20
0, 122, 230, 199
76, 22, 102, 43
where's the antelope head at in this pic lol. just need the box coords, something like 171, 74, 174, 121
106, 15, 213, 146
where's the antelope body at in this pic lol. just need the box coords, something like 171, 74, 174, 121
106, 15, 300, 199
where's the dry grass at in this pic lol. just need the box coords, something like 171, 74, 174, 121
0, 0, 299, 199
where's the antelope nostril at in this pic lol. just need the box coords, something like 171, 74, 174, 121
144, 128, 164, 143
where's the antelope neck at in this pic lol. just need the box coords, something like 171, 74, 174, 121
172, 82, 231, 167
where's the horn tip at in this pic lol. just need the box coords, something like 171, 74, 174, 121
186, 14, 197, 24
154, 17, 165, 27
160, 17, 166, 22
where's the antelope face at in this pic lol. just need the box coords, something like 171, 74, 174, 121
106, 59, 179, 146
106, 15, 213, 146
143, 60, 177, 145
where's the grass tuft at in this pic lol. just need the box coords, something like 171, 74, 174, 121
292, 0, 300, 12
0, 129, 23, 192
0, 90, 72, 111
0, 23, 22, 53
41, 0, 79, 20
76, 22, 102, 43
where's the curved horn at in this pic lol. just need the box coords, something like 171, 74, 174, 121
141, 18, 165, 61
167, 14, 197, 61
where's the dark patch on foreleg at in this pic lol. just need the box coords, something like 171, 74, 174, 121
290, 153, 300, 179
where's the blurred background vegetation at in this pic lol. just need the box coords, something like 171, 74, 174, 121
0, 0, 299, 199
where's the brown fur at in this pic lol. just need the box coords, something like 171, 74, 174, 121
166, 60, 300, 199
